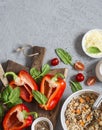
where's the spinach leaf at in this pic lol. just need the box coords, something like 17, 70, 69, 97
7, 98, 22, 108
1, 86, 13, 102
1, 86, 22, 108
8, 87, 20, 104
30, 68, 40, 79
87, 47, 101, 54
0, 86, 22, 122
70, 81, 82, 92
32, 90, 48, 105
55, 48, 73, 66
30, 64, 50, 82
40, 64, 50, 76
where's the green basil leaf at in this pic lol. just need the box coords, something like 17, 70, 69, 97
7, 98, 22, 108
30, 64, 50, 83
70, 81, 82, 93
32, 90, 48, 105
55, 48, 73, 66
87, 47, 101, 54
8, 87, 20, 104
41, 64, 50, 76
1, 86, 13, 102
30, 68, 40, 79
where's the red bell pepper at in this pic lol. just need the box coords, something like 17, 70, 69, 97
3, 104, 38, 130
40, 73, 66, 110
5, 70, 38, 102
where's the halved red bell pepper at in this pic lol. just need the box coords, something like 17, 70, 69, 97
3, 104, 38, 130
5, 70, 38, 102
40, 74, 66, 110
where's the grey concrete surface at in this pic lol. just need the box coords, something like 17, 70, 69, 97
0, 0, 102, 130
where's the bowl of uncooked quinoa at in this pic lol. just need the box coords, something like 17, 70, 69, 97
61, 89, 102, 130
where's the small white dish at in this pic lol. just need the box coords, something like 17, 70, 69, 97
31, 117, 53, 130
60, 89, 99, 130
95, 60, 102, 82
82, 29, 102, 58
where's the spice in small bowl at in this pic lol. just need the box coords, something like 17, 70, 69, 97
31, 117, 53, 130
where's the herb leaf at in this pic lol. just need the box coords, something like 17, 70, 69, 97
30, 64, 50, 82
7, 98, 22, 108
0, 86, 13, 102
70, 81, 82, 92
8, 87, 20, 104
87, 47, 101, 54
30, 68, 40, 79
1, 86, 22, 108
55, 48, 73, 66
32, 90, 48, 105
40, 64, 50, 76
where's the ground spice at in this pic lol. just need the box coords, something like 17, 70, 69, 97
34, 120, 50, 130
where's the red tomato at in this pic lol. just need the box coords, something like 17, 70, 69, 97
51, 58, 59, 66
86, 76, 96, 86
74, 61, 85, 71
75, 73, 84, 82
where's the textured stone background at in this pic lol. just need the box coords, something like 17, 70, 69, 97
0, 0, 102, 129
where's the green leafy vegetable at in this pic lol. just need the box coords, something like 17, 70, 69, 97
55, 48, 73, 66
7, 98, 22, 108
32, 90, 48, 105
0, 86, 13, 102
30, 68, 40, 79
30, 64, 50, 82
70, 81, 82, 92
41, 64, 50, 76
87, 47, 101, 54
1, 86, 22, 108
8, 87, 20, 104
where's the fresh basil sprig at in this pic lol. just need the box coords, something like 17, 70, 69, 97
87, 46, 101, 54
70, 81, 82, 92
32, 90, 48, 105
30, 64, 50, 82
55, 48, 73, 66
0, 86, 22, 108
0, 86, 22, 122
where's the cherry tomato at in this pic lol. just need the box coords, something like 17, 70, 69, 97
74, 61, 85, 71
51, 58, 59, 66
75, 73, 84, 82
86, 76, 96, 86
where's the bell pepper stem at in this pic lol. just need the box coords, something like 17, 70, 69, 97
22, 110, 38, 119
4, 72, 18, 80
27, 112, 38, 119
51, 73, 65, 82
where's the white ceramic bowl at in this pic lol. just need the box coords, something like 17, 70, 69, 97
82, 29, 102, 58
31, 117, 53, 130
60, 89, 99, 130
95, 60, 102, 82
